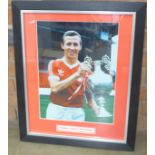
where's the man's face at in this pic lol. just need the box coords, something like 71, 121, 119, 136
61, 35, 82, 60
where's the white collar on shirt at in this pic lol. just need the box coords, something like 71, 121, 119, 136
61, 57, 80, 69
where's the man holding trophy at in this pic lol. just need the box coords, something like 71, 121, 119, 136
46, 30, 111, 121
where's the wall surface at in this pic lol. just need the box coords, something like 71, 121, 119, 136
8, 0, 147, 131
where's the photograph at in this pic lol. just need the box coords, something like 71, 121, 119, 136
12, 1, 146, 150
38, 22, 118, 124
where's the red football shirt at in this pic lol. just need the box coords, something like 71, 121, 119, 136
48, 58, 87, 108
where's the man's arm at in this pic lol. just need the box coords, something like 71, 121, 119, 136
85, 88, 100, 115
48, 61, 90, 93
48, 73, 79, 93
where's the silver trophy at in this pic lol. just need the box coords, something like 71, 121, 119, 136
84, 55, 113, 117
83, 55, 93, 70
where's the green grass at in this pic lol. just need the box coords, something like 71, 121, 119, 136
40, 95, 50, 118
40, 95, 114, 124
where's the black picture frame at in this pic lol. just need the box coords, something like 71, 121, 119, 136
12, 0, 146, 151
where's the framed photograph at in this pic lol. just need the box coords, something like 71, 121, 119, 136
12, 1, 146, 151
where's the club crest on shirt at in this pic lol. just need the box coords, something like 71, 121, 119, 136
58, 69, 64, 76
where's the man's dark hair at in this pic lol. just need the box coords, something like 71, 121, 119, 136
62, 30, 82, 44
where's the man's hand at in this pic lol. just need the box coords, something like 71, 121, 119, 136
76, 63, 91, 77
